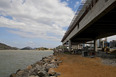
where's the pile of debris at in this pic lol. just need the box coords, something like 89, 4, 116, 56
101, 58, 116, 66
10, 55, 61, 77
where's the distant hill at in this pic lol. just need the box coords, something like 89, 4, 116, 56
0, 43, 18, 50
21, 46, 33, 50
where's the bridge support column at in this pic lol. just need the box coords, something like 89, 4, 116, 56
62, 44, 64, 53
94, 39, 97, 52
68, 40, 72, 52
102, 41, 104, 48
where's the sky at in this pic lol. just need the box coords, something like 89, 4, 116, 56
0, 0, 116, 48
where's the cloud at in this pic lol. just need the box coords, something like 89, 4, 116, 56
0, 0, 74, 41
74, 1, 79, 8
66, 0, 69, 2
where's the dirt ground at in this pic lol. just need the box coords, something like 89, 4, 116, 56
54, 54, 116, 77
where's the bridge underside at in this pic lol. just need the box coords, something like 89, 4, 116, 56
71, 5, 116, 44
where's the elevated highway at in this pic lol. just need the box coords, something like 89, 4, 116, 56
61, 0, 116, 51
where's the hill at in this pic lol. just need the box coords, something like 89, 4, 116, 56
21, 46, 33, 50
0, 43, 18, 50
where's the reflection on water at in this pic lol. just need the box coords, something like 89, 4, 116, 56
0, 50, 53, 77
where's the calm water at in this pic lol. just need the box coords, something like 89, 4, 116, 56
0, 50, 53, 77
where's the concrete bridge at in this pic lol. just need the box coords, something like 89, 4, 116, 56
61, 0, 116, 51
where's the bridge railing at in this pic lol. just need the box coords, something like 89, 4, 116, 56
62, 0, 99, 42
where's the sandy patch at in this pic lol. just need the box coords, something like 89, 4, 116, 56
54, 54, 116, 77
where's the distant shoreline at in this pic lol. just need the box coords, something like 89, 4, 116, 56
0, 50, 53, 51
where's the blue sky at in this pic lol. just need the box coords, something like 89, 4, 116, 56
0, 0, 115, 48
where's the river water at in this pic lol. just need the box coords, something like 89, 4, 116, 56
0, 50, 53, 77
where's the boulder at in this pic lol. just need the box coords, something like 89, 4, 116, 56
16, 69, 21, 74
37, 71, 45, 77
29, 75, 39, 77
36, 61, 44, 66
16, 70, 24, 76
21, 72, 29, 77
47, 64, 56, 68
9, 56, 61, 77
10, 73, 16, 77
16, 70, 29, 77
48, 68, 60, 76
29, 68, 38, 76
43, 58, 50, 63
48, 68, 56, 76
35, 64, 43, 70
26, 65, 32, 70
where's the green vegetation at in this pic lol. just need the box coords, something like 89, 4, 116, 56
36, 47, 53, 50
0, 43, 18, 50
55, 45, 67, 50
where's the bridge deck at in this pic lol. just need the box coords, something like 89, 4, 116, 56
62, 0, 116, 45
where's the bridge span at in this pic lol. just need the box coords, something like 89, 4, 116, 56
61, 0, 116, 51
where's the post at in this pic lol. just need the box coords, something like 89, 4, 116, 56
68, 40, 72, 52
77, 44, 79, 49
62, 44, 65, 53
102, 41, 104, 48
94, 39, 97, 52
99, 39, 101, 48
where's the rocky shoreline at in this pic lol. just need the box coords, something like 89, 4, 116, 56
10, 55, 61, 77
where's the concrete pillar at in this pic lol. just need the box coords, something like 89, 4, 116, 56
99, 39, 101, 48
77, 44, 79, 49
94, 39, 97, 52
68, 40, 72, 51
102, 41, 104, 48
62, 44, 64, 53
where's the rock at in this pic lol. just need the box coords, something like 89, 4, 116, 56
46, 64, 56, 69
29, 68, 38, 76
36, 61, 44, 66
55, 72, 60, 76
37, 71, 45, 77
22, 72, 29, 77
31, 63, 37, 68
16, 70, 24, 76
9, 55, 61, 77
47, 56, 53, 61
10, 73, 16, 77
16, 69, 21, 73
29, 75, 39, 77
42, 57, 48, 60
48, 68, 56, 76
16, 70, 29, 77
48, 68, 60, 76
52, 56, 57, 60
51, 60, 58, 67
43, 58, 50, 63
35, 64, 43, 70
27, 65, 32, 70
51, 59, 55, 63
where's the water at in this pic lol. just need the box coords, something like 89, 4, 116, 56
0, 50, 53, 77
